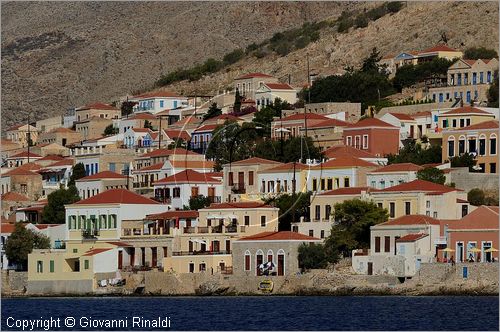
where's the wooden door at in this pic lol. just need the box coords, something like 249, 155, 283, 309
225, 240, 231, 253
191, 187, 199, 198
118, 251, 123, 269
151, 247, 157, 267
278, 254, 284, 276
238, 172, 244, 187
256, 255, 263, 276
130, 248, 135, 266
368, 262, 373, 275
208, 187, 215, 199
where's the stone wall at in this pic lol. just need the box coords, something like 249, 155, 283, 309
1, 270, 28, 295
27, 280, 94, 295
378, 102, 453, 117
449, 168, 500, 193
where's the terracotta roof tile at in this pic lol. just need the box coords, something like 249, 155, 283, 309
76, 171, 128, 181
82, 248, 113, 256
169, 160, 215, 169
395, 233, 428, 242
448, 206, 499, 230
371, 163, 423, 173
228, 157, 282, 166
36, 155, 65, 162
238, 231, 319, 241
126, 113, 157, 120
154, 169, 220, 185
193, 124, 218, 133
388, 113, 415, 121
164, 130, 191, 141
441, 106, 493, 116
49, 127, 77, 134
75, 188, 159, 205
346, 118, 398, 129
1, 192, 30, 202
307, 118, 349, 128
8, 151, 42, 159
379, 179, 460, 193
378, 215, 440, 226
3, 168, 40, 177
280, 113, 329, 122
140, 148, 199, 158
259, 162, 308, 173
313, 156, 378, 169
135, 162, 164, 172
45, 159, 75, 167
449, 120, 498, 131
419, 44, 459, 54
146, 210, 199, 219
263, 83, 295, 90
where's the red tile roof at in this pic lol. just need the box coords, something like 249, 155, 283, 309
18, 162, 43, 171
235, 72, 274, 80
263, 83, 295, 90
388, 113, 415, 121
229, 157, 282, 166
1, 192, 30, 202
319, 186, 378, 196
448, 206, 499, 230
77, 103, 118, 111
412, 111, 432, 118
140, 148, 199, 158
135, 162, 164, 172
371, 163, 423, 173
82, 248, 113, 256
49, 127, 77, 134
204, 201, 274, 209
193, 124, 218, 133
75, 188, 159, 205
171, 116, 201, 126
419, 44, 459, 54
76, 171, 128, 181
131, 128, 153, 133
3, 168, 40, 177
450, 120, 498, 131
378, 215, 440, 226
307, 118, 349, 129
45, 159, 75, 167
164, 130, 191, 141
106, 241, 132, 247
8, 151, 42, 159
441, 106, 493, 116
346, 118, 397, 129
313, 156, 378, 169
205, 114, 243, 123
395, 233, 428, 242
132, 91, 181, 99
324, 145, 380, 159
378, 179, 460, 193
36, 155, 65, 162
260, 162, 308, 173
5, 124, 24, 132
0, 223, 17, 234
280, 113, 329, 122
238, 231, 319, 241
127, 113, 157, 120
146, 210, 199, 220
154, 169, 220, 185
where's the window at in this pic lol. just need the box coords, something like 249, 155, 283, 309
309, 230, 314, 237
109, 214, 117, 228
49, 260, 54, 273
459, 119, 465, 128
487, 71, 491, 83
320, 230, 325, 239
84, 260, 89, 270
325, 205, 331, 220
320, 178, 325, 191
380, 180, 386, 189
312, 178, 317, 191
405, 202, 411, 215
244, 251, 251, 271
315, 205, 321, 221
490, 135, 497, 155
371, 181, 376, 187
433, 212, 438, 218
490, 163, 497, 173
173, 187, 181, 198
248, 171, 254, 186
346, 136, 352, 146
37, 261, 43, 273
462, 205, 468, 218
426, 200, 430, 208
344, 177, 350, 188
452, 119, 457, 128
228, 172, 234, 186
377, 203, 383, 209
479, 135, 486, 155
244, 216, 250, 226
261, 180, 266, 192
375, 237, 381, 253
327, 178, 333, 190
389, 202, 395, 218
480, 72, 484, 83
260, 216, 266, 227
466, 118, 471, 126
448, 137, 455, 157
442, 119, 448, 128
355, 136, 361, 149
469, 138, 477, 153
384, 236, 390, 253
160, 100, 164, 108
362, 135, 368, 149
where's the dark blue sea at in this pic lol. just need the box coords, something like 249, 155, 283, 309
1, 296, 498, 331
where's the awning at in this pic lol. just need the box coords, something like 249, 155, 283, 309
189, 239, 207, 245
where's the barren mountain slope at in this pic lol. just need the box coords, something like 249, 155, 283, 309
1, 1, 360, 130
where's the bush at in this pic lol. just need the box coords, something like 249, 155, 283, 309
354, 14, 369, 28
298, 243, 328, 270
223, 49, 244, 65
387, 2, 404, 13
468, 188, 485, 206
464, 47, 498, 60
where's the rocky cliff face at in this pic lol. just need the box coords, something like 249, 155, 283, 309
1, 1, 498, 131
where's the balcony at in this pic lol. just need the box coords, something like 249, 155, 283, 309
198, 226, 209, 234
172, 250, 232, 256
231, 183, 246, 194
207, 196, 221, 204
184, 227, 196, 234
211, 225, 223, 233
82, 229, 99, 239
226, 225, 238, 233
153, 197, 172, 204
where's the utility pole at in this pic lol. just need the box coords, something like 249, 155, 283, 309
27, 112, 31, 163
292, 161, 297, 225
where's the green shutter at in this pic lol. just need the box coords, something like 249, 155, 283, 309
77, 216, 81, 229
67, 217, 72, 230
84, 260, 89, 270
50, 260, 54, 273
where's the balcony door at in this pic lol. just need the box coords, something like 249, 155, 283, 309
238, 172, 244, 187
212, 240, 220, 253
208, 187, 215, 199
191, 186, 199, 198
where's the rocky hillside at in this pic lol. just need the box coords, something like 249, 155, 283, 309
2, 2, 498, 131
1, 1, 359, 130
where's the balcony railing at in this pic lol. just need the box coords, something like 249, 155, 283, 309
184, 227, 196, 234
153, 197, 172, 204
82, 229, 99, 239
172, 250, 232, 256
198, 226, 209, 233
211, 225, 223, 233
226, 225, 237, 233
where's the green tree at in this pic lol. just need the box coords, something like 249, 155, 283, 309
449, 153, 476, 171
416, 167, 446, 184
464, 47, 498, 60
203, 103, 222, 121
5, 223, 50, 270
103, 124, 118, 136
144, 120, 153, 130
386, 2, 403, 13
328, 199, 388, 257
121, 101, 136, 117
41, 186, 80, 224
254, 136, 322, 163
387, 140, 442, 164
392, 58, 456, 92
354, 14, 369, 28
68, 163, 86, 186
233, 88, 243, 113
264, 192, 312, 231
468, 188, 486, 206
167, 138, 187, 149
361, 47, 382, 73
188, 195, 213, 210
488, 70, 499, 107
223, 49, 244, 65
298, 243, 328, 270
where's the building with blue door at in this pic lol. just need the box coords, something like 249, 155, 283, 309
129, 91, 189, 115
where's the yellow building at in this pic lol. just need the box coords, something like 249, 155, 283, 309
442, 120, 498, 173
163, 202, 279, 274
5, 124, 39, 148
438, 106, 495, 130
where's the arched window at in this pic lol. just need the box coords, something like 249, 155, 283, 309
458, 135, 466, 155
244, 250, 251, 271
490, 134, 497, 155
447, 136, 456, 158
256, 249, 264, 276
277, 249, 285, 276
266, 249, 274, 264
479, 134, 486, 156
